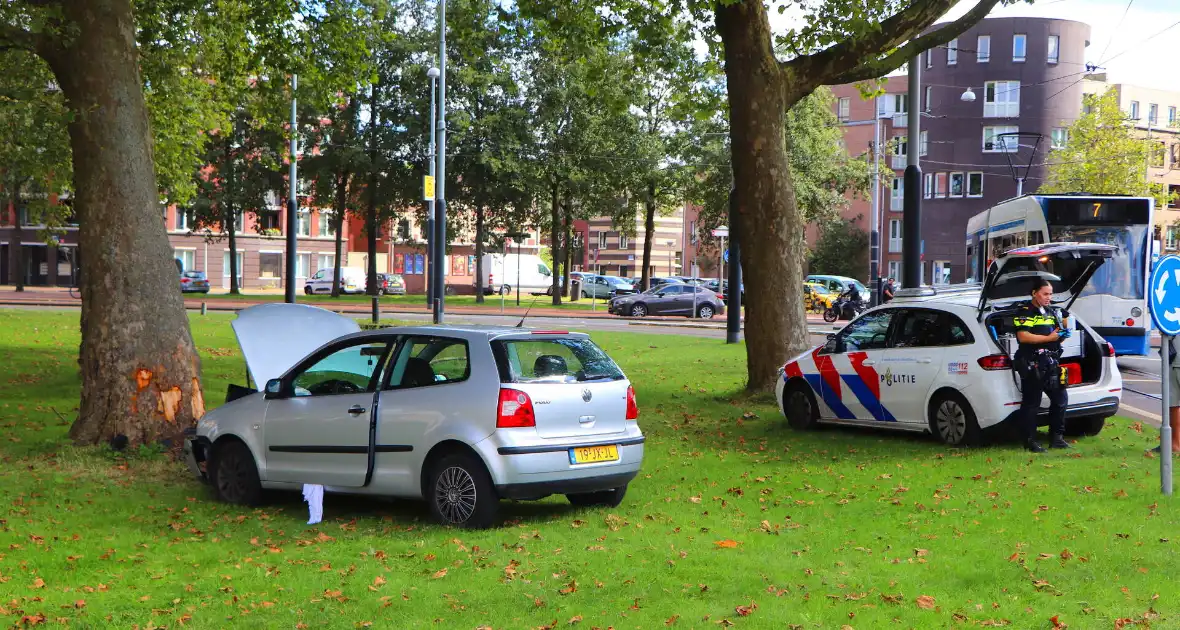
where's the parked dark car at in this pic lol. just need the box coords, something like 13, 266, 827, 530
376, 273, 406, 295
609, 283, 725, 318
706, 279, 744, 305
180, 270, 210, 294
628, 276, 683, 291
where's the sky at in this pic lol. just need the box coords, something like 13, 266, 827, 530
941, 0, 1179, 91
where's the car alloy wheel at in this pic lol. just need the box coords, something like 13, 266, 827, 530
698, 305, 715, 319
434, 466, 477, 524
630, 304, 647, 317
929, 392, 981, 447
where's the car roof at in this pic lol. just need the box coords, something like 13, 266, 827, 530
333, 325, 593, 343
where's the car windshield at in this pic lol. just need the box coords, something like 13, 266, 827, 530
605, 277, 628, 286
495, 338, 625, 383
182, 271, 204, 279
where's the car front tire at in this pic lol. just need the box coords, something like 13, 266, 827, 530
629, 303, 648, 317
567, 484, 627, 508
1064, 415, 1105, 437
929, 391, 981, 447
427, 453, 498, 529
209, 440, 263, 506
304, 286, 313, 295
783, 380, 819, 431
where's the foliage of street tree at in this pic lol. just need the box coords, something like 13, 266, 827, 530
807, 218, 870, 281
1042, 89, 1176, 209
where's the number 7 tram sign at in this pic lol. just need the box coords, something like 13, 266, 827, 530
1148, 254, 1180, 495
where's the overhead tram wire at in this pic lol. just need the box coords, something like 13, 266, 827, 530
1043, 17, 1180, 105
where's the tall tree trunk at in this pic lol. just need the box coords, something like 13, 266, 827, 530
562, 219, 571, 298
716, 0, 808, 392
42, 0, 204, 445
330, 168, 349, 298
9, 180, 24, 291
474, 205, 485, 303
365, 82, 380, 297
641, 183, 656, 291
549, 182, 562, 305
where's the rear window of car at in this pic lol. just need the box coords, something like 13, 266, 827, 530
182, 271, 204, 279
493, 338, 624, 383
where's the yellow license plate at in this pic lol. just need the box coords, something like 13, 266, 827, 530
570, 445, 619, 464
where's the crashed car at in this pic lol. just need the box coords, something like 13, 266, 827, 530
777, 243, 1123, 446
183, 304, 644, 528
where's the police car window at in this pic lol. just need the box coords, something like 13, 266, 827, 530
947, 315, 974, 345
892, 310, 945, 348
837, 311, 893, 352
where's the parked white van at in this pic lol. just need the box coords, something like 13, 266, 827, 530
305, 267, 366, 295
476, 253, 554, 295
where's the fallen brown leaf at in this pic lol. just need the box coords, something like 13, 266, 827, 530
916, 595, 936, 610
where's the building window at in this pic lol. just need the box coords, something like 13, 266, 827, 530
977, 35, 990, 62
919, 130, 928, 157
891, 178, 904, 211
319, 212, 336, 238
223, 251, 244, 286
688, 221, 697, 245
888, 260, 901, 280
950, 172, 965, 197
1171, 144, 1180, 170
1047, 35, 1059, 64
889, 219, 902, 253
259, 252, 283, 279
983, 81, 1020, 117
295, 252, 310, 279
1149, 103, 1159, 125
597, 231, 607, 250
894, 94, 908, 115
1169, 106, 1177, 125
923, 173, 933, 199
935, 173, 947, 198
967, 172, 984, 197
947, 38, 958, 65
837, 97, 850, 121
1167, 226, 1179, 251
1012, 34, 1026, 62
1130, 101, 1140, 120
925, 49, 932, 69
619, 233, 629, 249
892, 135, 908, 169
572, 231, 584, 248
1050, 128, 1069, 149
317, 254, 335, 273
924, 86, 932, 113
296, 210, 310, 237
1151, 142, 1166, 168
175, 249, 195, 272
175, 209, 191, 232
933, 261, 952, 285
983, 126, 1019, 153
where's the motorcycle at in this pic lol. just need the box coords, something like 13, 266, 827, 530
823, 296, 866, 323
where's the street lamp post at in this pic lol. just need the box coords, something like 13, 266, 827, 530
432, 0, 448, 324
425, 67, 439, 308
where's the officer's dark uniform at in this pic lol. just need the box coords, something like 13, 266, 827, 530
1013, 302, 1069, 449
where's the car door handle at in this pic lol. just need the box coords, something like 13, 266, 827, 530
917, 358, 932, 364
862, 360, 877, 366
347, 405, 367, 415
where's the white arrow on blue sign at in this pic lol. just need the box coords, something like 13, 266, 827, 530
723, 249, 730, 264
1149, 255, 1180, 336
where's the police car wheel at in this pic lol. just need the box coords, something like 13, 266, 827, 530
929, 391, 981, 447
1064, 415, 1105, 437
783, 381, 819, 431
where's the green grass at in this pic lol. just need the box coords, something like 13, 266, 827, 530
0, 309, 1177, 628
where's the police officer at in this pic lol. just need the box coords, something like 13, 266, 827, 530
1013, 278, 1072, 453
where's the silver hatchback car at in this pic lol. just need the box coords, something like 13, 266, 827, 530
183, 304, 644, 528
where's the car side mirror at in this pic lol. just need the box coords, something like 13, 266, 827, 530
264, 378, 284, 399
656, 292, 665, 298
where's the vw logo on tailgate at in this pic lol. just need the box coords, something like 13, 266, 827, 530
581, 389, 593, 402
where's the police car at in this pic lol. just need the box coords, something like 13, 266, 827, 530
777, 243, 1123, 446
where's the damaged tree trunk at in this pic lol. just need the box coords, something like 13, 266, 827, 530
549, 182, 562, 305
715, 0, 810, 392
41, 0, 204, 445
640, 182, 656, 291
474, 205, 485, 303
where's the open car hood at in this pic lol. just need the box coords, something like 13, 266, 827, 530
231, 303, 361, 388
977, 242, 1115, 314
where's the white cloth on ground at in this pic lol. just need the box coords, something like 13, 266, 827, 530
302, 483, 324, 525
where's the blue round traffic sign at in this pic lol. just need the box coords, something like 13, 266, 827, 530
1150, 255, 1180, 336
723, 249, 730, 264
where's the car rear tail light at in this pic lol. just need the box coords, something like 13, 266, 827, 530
497, 389, 535, 428
1102, 342, 1116, 357
626, 385, 639, 421
1124, 318, 1134, 326
977, 354, 1012, 370
181, 278, 190, 283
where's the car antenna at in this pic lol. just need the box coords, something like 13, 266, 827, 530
515, 294, 541, 328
